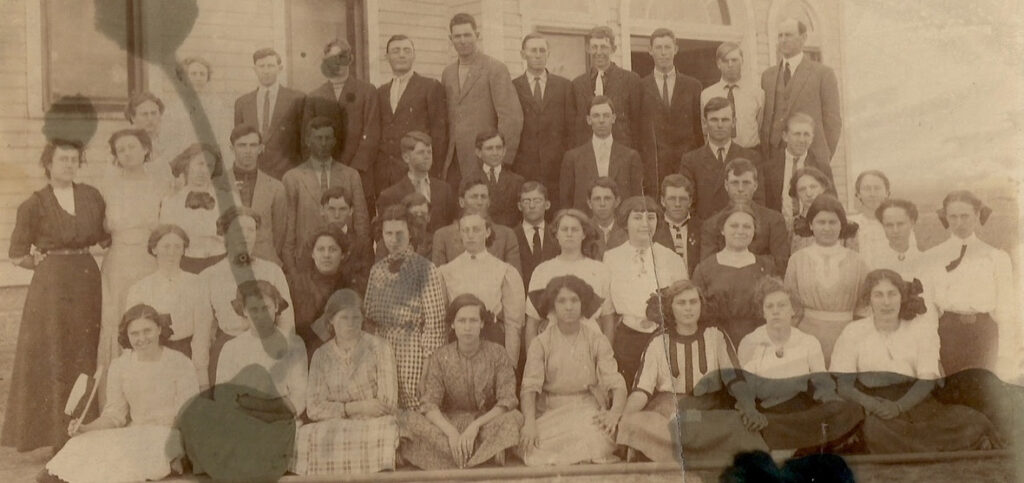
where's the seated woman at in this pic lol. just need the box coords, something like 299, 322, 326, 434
289, 227, 355, 355
125, 224, 211, 388
617, 280, 768, 463
830, 269, 999, 453
737, 277, 863, 452
293, 290, 400, 476
44, 304, 199, 483
519, 275, 627, 466
439, 212, 525, 365
400, 294, 523, 469
179, 280, 307, 481
692, 203, 775, 345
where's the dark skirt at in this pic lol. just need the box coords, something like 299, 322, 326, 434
181, 253, 226, 275
758, 392, 863, 450
165, 336, 193, 358
938, 312, 998, 375
613, 324, 658, 390
859, 382, 998, 454
1, 254, 101, 452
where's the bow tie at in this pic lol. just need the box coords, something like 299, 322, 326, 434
185, 191, 215, 210
670, 219, 689, 231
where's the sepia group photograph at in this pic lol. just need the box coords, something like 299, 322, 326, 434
0, 0, 1021, 481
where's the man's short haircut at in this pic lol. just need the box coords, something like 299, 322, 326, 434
230, 124, 263, 145
520, 180, 548, 200
616, 195, 662, 229
386, 34, 415, 52
589, 95, 616, 115
474, 129, 504, 149
252, 48, 282, 64
588, 176, 621, 199
716, 41, 742, 60
780, 17, 808, 35
124, 92, 165, 123
450, 13, 478, 32
587, 26, 616, 48
320, 185, 353, 207
459, 174, 489, 199
323, 38, 352, 55
400, 131, 432, 154
649, 28, 676, 45
725, 158, 759, 182
785, 112, 816, 133
703, 96, 732, 118
521, 32, 548, 50
305, 116, 335, 137
661, 173, 694, 198
876, 198, 919, 224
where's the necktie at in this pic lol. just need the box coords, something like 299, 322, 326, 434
487, 167, 497, 186
261, 90, 271, 136
783, 61, 792, 86
319, 162, 329, 192
595, 71, 604, 96
532, 225, 542, 255
672, 221, 688, 254
662, 73, 670, 105
725, 84, 737, 138
533, 76, 543, 104
717, 147, 726, 163
946, 244, 967, 272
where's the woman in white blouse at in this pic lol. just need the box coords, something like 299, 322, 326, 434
45, 304, 199, 483
738, 277, 862, 452
847, 170, 912, 264
439, 212, 525, 365
158, 143, 229, 274
830, 269, 998, 453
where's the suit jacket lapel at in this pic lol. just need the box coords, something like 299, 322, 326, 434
704, 146, 726, 200
458, 62, 482, 102
394, 73, 420, 114
251, 171, 268, 210
584, 143, 599, 182
608, 143, 624, 180
785, 61, 812, 112
299, 162, 322, 201
244, 90, 259, 126
669, 71, 684, 108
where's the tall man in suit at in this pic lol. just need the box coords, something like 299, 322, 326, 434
640, 28, 703, 194
376, 131, 456, 233
376, 35, 448, 190
653, 174, 701, 275
560, 96, 643, 211
760, 18, 842, 166
763, 112, 836, 221
680, 97, 764, 221
225, 124, 288, 267
513, 33, 575, 207
431, 174, 522, 272
441, 13, 523, 190
700, 158, 790, 273
515, 181, 558, 289
572, 26, 644, 149
283, 116, 370, 275
302, 38, 380, 204
701, 42, 762, 150
475, 130, 525, 227
234, 48, 305, 179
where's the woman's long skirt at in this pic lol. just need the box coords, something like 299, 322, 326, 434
519, 393, 618, 466
399, 409, 523, 470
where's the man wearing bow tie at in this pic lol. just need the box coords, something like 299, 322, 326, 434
652, 174, 701, 275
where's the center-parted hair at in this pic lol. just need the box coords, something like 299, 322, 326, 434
118, 303, 173, 349
231, 279, 289, 318
875, 198, 919, 224
170, 143, 224, 180
108, 128, 153, 165
446, 293, 495, 342
373, 204, 425, 249
549, 208, 602, 260
794, 194, 859, 239
753, 276, 805, 323
788, 166, 833, 199
858, 269, 927, 321
645, 279, 705, 330
147, 224, 191, 256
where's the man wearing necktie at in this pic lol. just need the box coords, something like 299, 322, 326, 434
701, 42, 762, 151
474, 130, 524, 227
512, 33, 576, 208
514, 181, 557, 291
759, 18, 842, 170
652, 174, 702, 276
639, 28, 703, 195
762, 112, 836, 216
571, 26, 643, 149
375, 35, 448, 192
376, 131, 456, 234
559, 97, 643, 211
233, 48, 305, 180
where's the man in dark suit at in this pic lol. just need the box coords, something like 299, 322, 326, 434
225, 124, 287, 267
571, 25, 644, 149
431, 174, 521, 272
762, 112, 836, 218
700, 158, 790, 273
513, 33, 575, 207
588, 177, 628, 256
376, 35, 447, 190
514, 181, 558, 289
234, 48, 305, 180
561, 96, 643, 211
639, 28, 703, 194
474, 130, 525, 227
653, 174, 701, 275
302, 38, 380, 203
760, 18, 842, 166
441, 13, 523, 190
681, 97, 765, 221
376, 131, 456, 233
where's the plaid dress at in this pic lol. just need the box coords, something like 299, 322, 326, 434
293, 333, 399, 476
364, 249, 448, 409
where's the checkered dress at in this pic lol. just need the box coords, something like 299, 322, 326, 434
364, 250, 448, 410
293, 334, 400, 476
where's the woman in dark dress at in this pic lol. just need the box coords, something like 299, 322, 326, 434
2, 140, 109, 452
289, 226, 355, 355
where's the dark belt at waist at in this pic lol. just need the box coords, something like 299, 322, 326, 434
46, 248, 91, 255
942, 312, 991, 324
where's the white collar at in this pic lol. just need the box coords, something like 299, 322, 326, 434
782, 52, 804, 72
654, 68, 676, 79
409, 172, 429, 185
526, 70, 548, 83
948, 233, 979, 247
786, 149, 807, 161
708, 140, 732, 154
719, 78, 742, 88
483, 163, 502, 175
393, 70, 414, 84
523, 220, 545, 232
592, 134, 613, 148
258, 82, 280, 95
